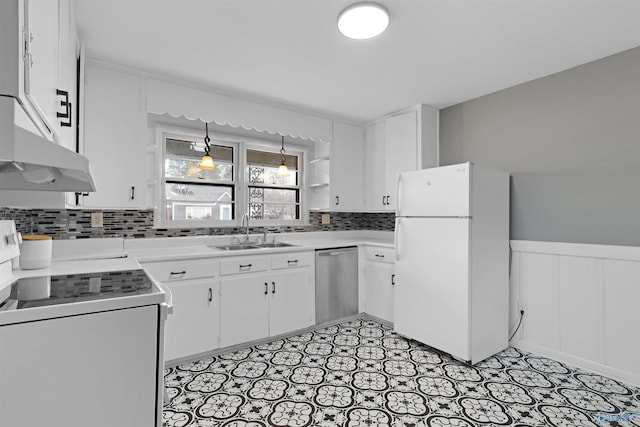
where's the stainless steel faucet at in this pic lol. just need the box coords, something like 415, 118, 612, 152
241, 212, 250, 242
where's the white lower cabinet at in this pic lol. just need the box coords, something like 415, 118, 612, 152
164, 280, 220, 361
142, 259, 220, 362
219, 252, 315, 349
269, 269, 315, 336
147, 251, 315, 358
219, 275, 270, 348
362, 246, 395, 323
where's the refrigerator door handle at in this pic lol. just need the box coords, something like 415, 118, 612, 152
396, 173, 402, 215
395, 218, 401, 261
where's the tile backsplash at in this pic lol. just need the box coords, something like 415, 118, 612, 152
0, 208, 394, 239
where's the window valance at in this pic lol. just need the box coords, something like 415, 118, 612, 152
146, 79, 333, 143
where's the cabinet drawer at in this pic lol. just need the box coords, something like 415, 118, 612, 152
363, 246, 395, 263
271, 251, 313, 270
142, 259, 219, 282
220, 256, 269, 276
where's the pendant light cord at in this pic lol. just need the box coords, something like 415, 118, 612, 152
204, 123, 211, 155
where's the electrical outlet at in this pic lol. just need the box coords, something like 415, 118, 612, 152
91, 211, 103, 228
321, 214, 330, 225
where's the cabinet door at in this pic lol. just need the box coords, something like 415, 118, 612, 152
384, 111, 418, 211
164, 280, 219, 361
364, 121, 387, 211
269, 269, 315, 337
330, 122, 364, 211
82, 65, 144, 208
56, 0, 78, 151
364, 262, 395, 323
220, 275, 269, 348
24, 0, 60, 142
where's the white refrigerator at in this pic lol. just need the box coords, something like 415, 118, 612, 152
393, 162, 510, 364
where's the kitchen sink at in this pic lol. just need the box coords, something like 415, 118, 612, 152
210, 244, 261, 251
256, 242, 296, 248
210, 241, 297, 251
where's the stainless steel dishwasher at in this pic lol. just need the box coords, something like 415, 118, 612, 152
315, 246, 358, 325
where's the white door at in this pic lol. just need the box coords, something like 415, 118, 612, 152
269, 269, 315, 337
364, 262, 395, 322
0, 306, 158, 427
220, 276, 269, 348
164, 280, 219, 361
394, 217, 471, 361
397, 163, 470, 217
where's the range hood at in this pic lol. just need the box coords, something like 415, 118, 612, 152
0, 97, 96, 192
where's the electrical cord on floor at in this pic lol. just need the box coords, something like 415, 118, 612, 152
509, 310, 525, 342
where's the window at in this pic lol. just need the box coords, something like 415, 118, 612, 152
158, 128, 305, 228
163, 137, 236, 225
247, 149, 300, 221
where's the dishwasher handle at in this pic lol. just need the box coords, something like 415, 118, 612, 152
316, 247, 358, 257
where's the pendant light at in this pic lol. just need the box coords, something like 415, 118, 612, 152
276, 135, 290, 177
198, 122, 216, 170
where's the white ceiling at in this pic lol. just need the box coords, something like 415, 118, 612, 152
74, 0, 640, 123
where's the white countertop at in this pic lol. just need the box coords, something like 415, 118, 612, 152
0, 230, 393, 325
126, 230, 394, 263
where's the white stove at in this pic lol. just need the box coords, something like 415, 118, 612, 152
0, 220, 168, 427
0, 220, 21, 287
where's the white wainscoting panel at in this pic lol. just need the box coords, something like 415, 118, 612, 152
509, 240, 640, 388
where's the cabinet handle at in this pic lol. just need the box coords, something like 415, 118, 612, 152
272, 281, 276, 294
264, 282, 268, 295
239, 264, 252, 271
391, 274, 395, 286
335, 195, 340, 205
208, 288, 213, 302
56, 89, 72, 127
382, 195, 386, 206
374, 254, 385, 258
169, 270, 186, 277
287, 259, 299, 265
130, 186, 135, 200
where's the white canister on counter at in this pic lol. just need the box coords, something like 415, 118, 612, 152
19, 235, 53, 270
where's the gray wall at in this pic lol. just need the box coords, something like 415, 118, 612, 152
440, 46, 640, 246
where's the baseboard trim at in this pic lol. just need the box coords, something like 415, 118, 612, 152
513, 340, 640, 388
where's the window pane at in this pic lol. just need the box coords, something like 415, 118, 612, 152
249, 187, 297, 203
165, 138, 233, 182
249, 203, 298, 220
249, 187, 299, 220
247, 165, 297, 186
247, 149, 298, 186
165, 183, 234, 221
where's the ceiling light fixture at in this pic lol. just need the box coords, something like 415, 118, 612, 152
276, 135, 290, 177
198, 122, 216, 170
338, 2, 389, 40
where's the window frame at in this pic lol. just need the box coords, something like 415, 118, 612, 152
243, 139, 306, 227
155, 125, 308, 229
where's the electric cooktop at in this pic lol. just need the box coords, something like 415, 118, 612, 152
0, 269, 156, 311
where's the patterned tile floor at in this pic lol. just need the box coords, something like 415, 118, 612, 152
163, 318, 640, 427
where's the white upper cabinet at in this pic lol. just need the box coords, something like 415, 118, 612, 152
364, 104, 438, 211
23, 0, 60, 142
80, 64, 145, 208
56, 0, 80, 152
330, 122, 365, 211
0, 0, 78, 147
